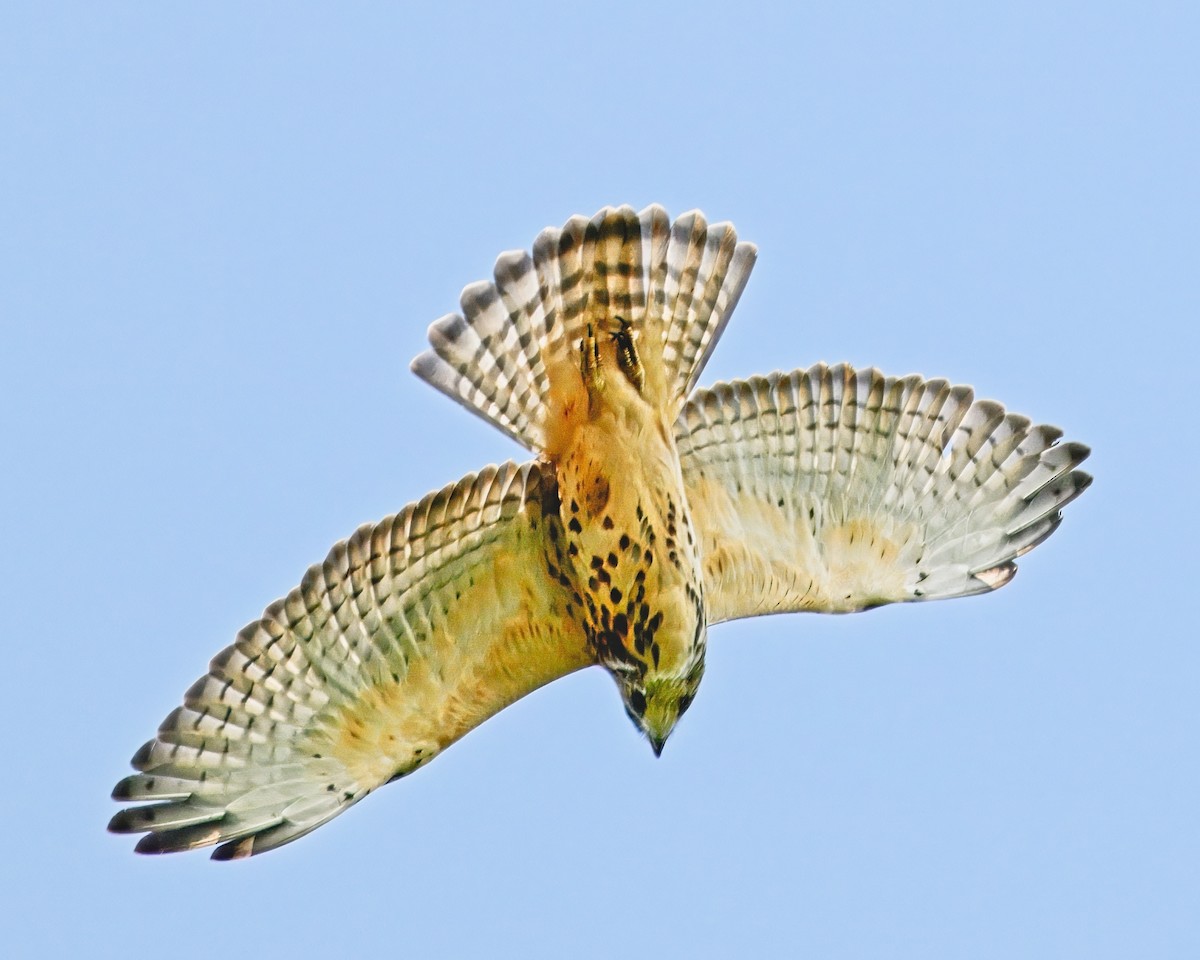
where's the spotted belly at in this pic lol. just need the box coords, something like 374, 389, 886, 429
541, 467, 704, 677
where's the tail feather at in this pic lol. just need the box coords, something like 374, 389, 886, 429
411, 204, 757, 453
661, 215, 754, 399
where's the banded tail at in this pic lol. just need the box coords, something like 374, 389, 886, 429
411, 204, 758, 454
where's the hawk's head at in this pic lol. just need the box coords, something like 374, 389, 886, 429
615, 659, 705, 756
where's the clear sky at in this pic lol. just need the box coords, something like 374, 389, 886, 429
3, 3, 1197, 957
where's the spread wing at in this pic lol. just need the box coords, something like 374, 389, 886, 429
678, 364, 1091, 624
109, 461, 592, 859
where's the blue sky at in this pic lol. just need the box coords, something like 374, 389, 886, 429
3, 3, 1197, 957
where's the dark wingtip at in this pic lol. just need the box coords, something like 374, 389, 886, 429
108, 808, 137, 834
212, 836, 254, 861
109, 803, 167, 836
130, 739, 156, 770
134, 832, 177, 854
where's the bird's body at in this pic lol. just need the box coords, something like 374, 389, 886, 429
547, 319, 709, 750
110, 205, 1091, 858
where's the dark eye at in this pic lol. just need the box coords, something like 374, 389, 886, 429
629, 689, 647, 715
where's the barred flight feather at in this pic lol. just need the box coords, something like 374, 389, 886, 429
110, 461, 593, 858
677, 363, 1091, 622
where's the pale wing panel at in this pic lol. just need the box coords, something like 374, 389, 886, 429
110, 461, 592, 858
678, 366, 1091, 624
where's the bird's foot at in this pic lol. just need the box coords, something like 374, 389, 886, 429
611, 317, 645, 393
580, 323, 606, 410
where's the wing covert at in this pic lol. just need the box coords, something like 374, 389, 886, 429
110, 461, 593, 858
678, 364, 1091, 624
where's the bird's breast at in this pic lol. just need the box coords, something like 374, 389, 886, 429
546, 413, 705, 677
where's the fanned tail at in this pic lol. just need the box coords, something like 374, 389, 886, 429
411, 204, 757, 453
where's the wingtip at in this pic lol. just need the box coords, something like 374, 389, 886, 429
973, 562, 1017, 591
107, 808, 137, 834
211, 837, 255, 861
409, 349, 436, 377
133, 832, 176, 855
129, 738, 155, 770
110, 776, 135, 802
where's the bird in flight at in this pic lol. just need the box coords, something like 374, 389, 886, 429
110, 204, 1091, 859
